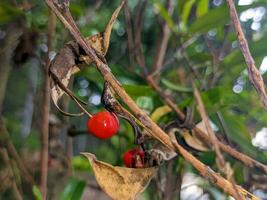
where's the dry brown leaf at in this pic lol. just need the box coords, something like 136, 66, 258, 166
165, 127, 209, 154
183, 130, 209, 152
82, 152, 157, 200
50, 1, 125, 114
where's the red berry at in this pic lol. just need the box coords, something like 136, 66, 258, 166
87, 111, 119, 139
123, 148, 145, 168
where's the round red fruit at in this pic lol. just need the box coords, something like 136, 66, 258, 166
123, 148, 145, 168
87, 111, 119, 139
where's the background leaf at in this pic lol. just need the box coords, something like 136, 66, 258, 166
59, 178, 86, 200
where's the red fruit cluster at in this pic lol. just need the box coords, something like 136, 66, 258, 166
87, 111, 119, 139
123, 148, 145, 168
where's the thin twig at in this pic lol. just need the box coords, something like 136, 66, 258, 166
151, 0, 174, 74
40, 11, 56, 199
44, 1, 259, 198
162, 37, 197, 68
0, 117, 34, 185
133, 0, 147, 72
123, 4, 135, 67
0, 148, 23, 200
227, 0, 267, 109
193, 84, 245, 200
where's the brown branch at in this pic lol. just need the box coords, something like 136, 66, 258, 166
162, 37, 197, 68
62, 78, 74, 174
40, 11, 56, 199
193, 85, 225, 167
133, 0, 147, 71
123, 4, 135, 67
151, 0, 174, 74
0, 117, 34, 185
193, 84, 244, 200
0, 148, 23, 200
44, 1, 259, 199
227, 0, 267, 109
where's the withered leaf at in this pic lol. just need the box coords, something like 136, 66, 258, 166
183, 130, 209, 152
169, 127, 209, 153
50, 1, 125, 115
82, 153, 157, 200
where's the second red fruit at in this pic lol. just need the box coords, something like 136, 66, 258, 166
87, 111, 119, 139
123, 148, 145, 168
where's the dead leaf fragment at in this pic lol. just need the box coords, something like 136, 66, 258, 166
82, 153, 157, 200
50, 1, 125, 115
183, 130, 209, 152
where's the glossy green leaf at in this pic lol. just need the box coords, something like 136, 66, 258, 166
32, 186, 43, 200
72, 156, 92, 171
151, 105, 171, 122
78, 67, 104, 88
59, 178, 86, 200
0, 3, 23, 25
161, 78, 192, 92
222, 36, 267, 68
220, 111, 267, 162
189, 2, 265, 34
189, 4, 229, 33
151, 0, 176, 31
136, 96, 154, 113
123, 84, 156, 97
198, 151, 216, 166
182, 0, 196, 26
196, 0, 208, 18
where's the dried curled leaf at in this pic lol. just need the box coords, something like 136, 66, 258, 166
183, 130, 209, 152
168, 126, 209, 153
50, 1, 125, 115
150, 121, 209, 162
82, 153, 157, 200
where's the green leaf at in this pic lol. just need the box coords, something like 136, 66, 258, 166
110, 135, 120, 148
189, 4, 229, 33
59, 178, 86, 200
72, 156, 92, 171
219, 111, 267, 162
151, 0, 176, 31
123, 85, 156, 98
151, 105, 171, 122
32, 186, 43, 200
161, 78, 192, 93
198, 151, 216, 166
136, 96, 154, 113
182, 0, 196, 26
0, 3, 23, 25
222, 36, 267, 68
26, 133, 41, 151
190, 2, 265, 33
78, 66, 104, 86
196, 0, 208, 18
150, 86, 231, 123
